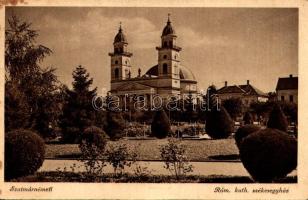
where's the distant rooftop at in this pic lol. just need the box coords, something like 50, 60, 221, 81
276, 74, 298, 90
217, 80, 268, 97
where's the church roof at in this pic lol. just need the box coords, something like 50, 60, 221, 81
162, 17, 176, 36
114, 26, 127, 44
145, 65, 196, 81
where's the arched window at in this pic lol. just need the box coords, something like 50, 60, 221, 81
163, 55, 167, 59
174, 65, 178, 74
115, 68, 119, 79
163, 64, 168, 74
169, 41, 172, 47
115, 60, 118, 65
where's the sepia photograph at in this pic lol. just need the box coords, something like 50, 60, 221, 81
2, 1, 308, 199
4, 6, 299, 184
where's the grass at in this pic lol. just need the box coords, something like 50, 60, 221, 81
10, 171, 297, 183
45, 138, 239, 161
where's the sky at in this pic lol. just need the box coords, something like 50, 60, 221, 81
6, 7, 298, 94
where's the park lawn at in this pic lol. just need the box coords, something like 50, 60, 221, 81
45, 138, 239, 161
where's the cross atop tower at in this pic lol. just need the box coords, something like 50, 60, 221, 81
167, 13, 171, 23
119, 21, 122, 31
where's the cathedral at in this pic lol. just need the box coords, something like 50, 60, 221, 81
109, 16, 198, 103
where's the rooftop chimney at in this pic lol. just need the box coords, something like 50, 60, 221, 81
247, 80, 250, 85
289, 74, 293, 78
224, 81, 227, 87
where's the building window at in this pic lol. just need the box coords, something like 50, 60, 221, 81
163, 64, 168, 74
115, 60, 118, 64
125, 60, 128, 65
281, 95, 285, 101
290, 95, 294, 102
169, 41, 172, 47
115, 68, 119, 79
163, 55, 167, 59
163, 41, 167, 47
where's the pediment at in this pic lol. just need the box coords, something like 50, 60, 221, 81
115, 82, 153, 91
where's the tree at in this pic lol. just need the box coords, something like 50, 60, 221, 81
105, 111, 126, 140
243, 111, 253, 125
5, 15, 62, 138
279, 101, 297, 124
60, 66, 97, 143
183, 93, 198, 122
5, 81, 31, 131
267, 104, 288, 132
205, 85, 218, 109
160, 138, 193, 179
222, 98, 243, 120
249, 101, 273, 122
151, 109, 171, 139
205, 106, 234, 139
106, 143, 133, 176
205, 85, 234, 139
79, 126, 108, 178
5, 15, 52, 82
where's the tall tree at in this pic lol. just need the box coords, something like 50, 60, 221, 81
5, 15, 52, 82
267, 104, 288, 132
5, 15, 62, 137
60, 65, 97, 143
205, 85, 234, 139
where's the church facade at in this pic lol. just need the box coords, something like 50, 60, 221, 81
109, 16, 198, 103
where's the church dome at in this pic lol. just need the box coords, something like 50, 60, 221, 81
114, 26, 127, 44
145, 65, 196, 81
162, 17, 175, 36
179, 65, 196, 81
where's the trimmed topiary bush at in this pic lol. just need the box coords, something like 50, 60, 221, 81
205, 106, 234, 139
267, 104, 288, 132
151, 109, 171, 139
243, 111, 253, 125
239, 128, 297, 182
234, 125, 260, 148
5, 129, 45, 180
80, 126, 108, 149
